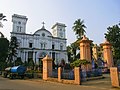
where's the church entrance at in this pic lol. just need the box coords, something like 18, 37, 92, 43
38, 52, 47, 72
28, 51, 33, 59
52, 52, 55, 69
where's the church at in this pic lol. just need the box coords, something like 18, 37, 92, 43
11, 14, 68, 65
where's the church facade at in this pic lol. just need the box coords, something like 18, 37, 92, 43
11, 14, 68, 65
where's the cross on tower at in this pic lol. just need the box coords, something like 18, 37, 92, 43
41, 22, 45, 29
42, 22, 45, 26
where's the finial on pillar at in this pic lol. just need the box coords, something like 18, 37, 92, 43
42, 54, 52, 61
104, 38, 110, 44
82, 35, 88, 40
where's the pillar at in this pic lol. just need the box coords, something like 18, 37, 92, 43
42, 55, 53, 80
74, 67, 81, 85
110, 67, 120, 87
80, 35, 93, 71
100, 39, 114, 68
58, 67, 62, 82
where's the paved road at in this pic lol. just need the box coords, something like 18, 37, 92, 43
0, 75, 119, 90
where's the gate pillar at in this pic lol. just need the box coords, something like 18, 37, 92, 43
42, 55, 53, 80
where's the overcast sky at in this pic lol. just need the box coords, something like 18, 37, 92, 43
0, 0, 120, 45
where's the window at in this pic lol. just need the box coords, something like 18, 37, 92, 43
29, 43, 32, 48
43, 43, 46, 49
41, 43, 43, 49
17, 26, 19, 32
60, 43, 63, 50
42, 33, 45, 37
60, 32, 63, 37
19, 26, 22, 32
18, 21, 21, 24
60, 28, 62, 31
41, 43, 46, 49
16, 26, 22, 32
52, 44, 55, 49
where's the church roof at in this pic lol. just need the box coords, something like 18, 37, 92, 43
34, 27, 52, 36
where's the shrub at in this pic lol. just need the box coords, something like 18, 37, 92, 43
70, 59, 90, 67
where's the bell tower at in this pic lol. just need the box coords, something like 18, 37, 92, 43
52, 22, 66, 39
12, 14, 28, 33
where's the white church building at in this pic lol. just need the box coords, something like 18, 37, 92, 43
11, 14, 68, 65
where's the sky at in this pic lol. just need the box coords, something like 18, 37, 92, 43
0, 0, 120, 45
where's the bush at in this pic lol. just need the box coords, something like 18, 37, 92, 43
70, 59, 90, 67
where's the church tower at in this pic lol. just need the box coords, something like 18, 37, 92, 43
52, 22, 66, 39
12, 14, 28, 33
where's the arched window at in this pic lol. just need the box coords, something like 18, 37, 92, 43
41, 42, 46, 49
41, 43, 43, 49
60, 43, 63, 50
52, 42, 55, 49
29, 40, 33, 48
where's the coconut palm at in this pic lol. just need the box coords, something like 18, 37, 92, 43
0, 13, 7, 28
0, 13, 7, 38
72, 19, 86, 39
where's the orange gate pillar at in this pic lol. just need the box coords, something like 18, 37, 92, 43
79, 35, 93, 71
42, 55, 53, 80
100, 39, 114, 68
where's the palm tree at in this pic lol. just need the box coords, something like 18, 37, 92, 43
0, 13, 7, 28
0, 13, 7, 38
72, 19, 86, 39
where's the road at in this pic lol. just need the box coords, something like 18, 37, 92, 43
0, 75, 119, 90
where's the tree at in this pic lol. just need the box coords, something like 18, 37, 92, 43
0, 38, 9, 70
72, 19, 86, 39
69, 19, 86, 62
8, 36, 19, 66
71, 42, 78, 60
15, 57, 23, 66
104, 23, 120, 65
67, 45, 73, 62
0, 13, 7, 27
28, 58, 34, 70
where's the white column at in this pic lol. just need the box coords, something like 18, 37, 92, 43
56, 53, 58, 64
33, 51, 35, 62
50, 51, 52, 58
23, 51, 26, 62
34, 51, 37, 65
26, 51, 28, 62
20, 51, 23, 60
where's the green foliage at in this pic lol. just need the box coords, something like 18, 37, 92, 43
104, 23, 120, 65
28, 58, 34, 70
0, 38, 9, 62
0, 13, 7, 21
67, 45, 72, 62
70, 59, 90, 67
72, 19, 86, 39
15, 57, 23, 66
0, 13, 7, 28
0, 32, 4, 38
0, 62, 7, 70
0, 38, 9, 70
68, 19, 87, 62
67, 40, 80, 63
8, 36, 19, 66
23, 61, 28, 67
